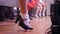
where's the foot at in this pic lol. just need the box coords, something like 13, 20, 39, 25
20, 22, 33, 30
38, 14, 42, 17
35, 15, 38, 18
42, 13, 45, 17
19, 15, 33, 30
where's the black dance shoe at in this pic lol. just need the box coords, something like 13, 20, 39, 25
15, 15, 20, 23
19, 21, 33, 30
15, 15, 33, 30
19, 15, 33, 30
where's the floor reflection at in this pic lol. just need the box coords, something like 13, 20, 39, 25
0, 16, 51, 34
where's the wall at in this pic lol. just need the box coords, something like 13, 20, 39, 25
0, 0, 19, 7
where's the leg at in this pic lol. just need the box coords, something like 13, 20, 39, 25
18, 0, 33, 30
28, 9, 33, 20
42, 6, 46, 16
35, 6, 40, 18
39, 4, 43, 17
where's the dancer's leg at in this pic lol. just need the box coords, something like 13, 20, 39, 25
18, 0, 33, 30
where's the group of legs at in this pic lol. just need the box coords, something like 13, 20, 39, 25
15, 0, 47, 30
35, 0, 47, 18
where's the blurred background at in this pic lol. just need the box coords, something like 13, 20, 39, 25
0, 0, 60, 34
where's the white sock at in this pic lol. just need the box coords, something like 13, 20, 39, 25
39, 13, 41, 17
43, 13, 45, 16
35, 15, 38, 18
20, 13, 31, 27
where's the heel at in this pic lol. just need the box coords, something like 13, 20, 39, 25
15, 15, 20, 23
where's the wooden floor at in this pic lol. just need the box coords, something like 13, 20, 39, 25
0, 16, 52, 34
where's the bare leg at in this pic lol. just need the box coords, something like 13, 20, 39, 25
42, 6, 46, 16
39, 4, 43, 17
18, 0, 28, 14
18, 0, 33, 30
35, 6, 40, 18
